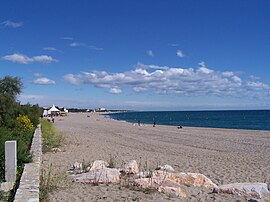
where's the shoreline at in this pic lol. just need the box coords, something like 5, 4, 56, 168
43, 112, 270, 201
103, 112, 270, 132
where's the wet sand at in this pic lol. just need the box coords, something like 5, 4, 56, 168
42, 112, 270, 201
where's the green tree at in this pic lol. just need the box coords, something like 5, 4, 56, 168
0, 76, 23, 126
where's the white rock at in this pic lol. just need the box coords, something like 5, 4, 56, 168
136, 171, 152, 178
153, 170, 218, 189
215, 183, 270, 200
134, 177, 187, 198
158, 164, 175, 172
123, 160, 139, 174
74, 167, 120, 184
72, 162, 82, 170
90, 160, 109, 171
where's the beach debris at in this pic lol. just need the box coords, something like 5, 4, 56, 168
153, 170, 218, 189
134, 177, 187, 198
73, 167, 121, 184
157, 164, 175, 172
90, 160, 109, 171
122, 160, 139, 174
213, 183, 270, 200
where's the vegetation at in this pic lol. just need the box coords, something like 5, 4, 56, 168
0, 76, 41, 184
40, 119, 64, 152
40, 163, 71, 201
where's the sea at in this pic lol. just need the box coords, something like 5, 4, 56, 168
106, 110, 270, 131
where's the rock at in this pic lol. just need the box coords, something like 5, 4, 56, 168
72, 162, 83, 174
123, 160, 139, 174
74, 167, 121, 184
157, 164, 175, 172
154, 170, 218, 189
0, 182, 14, 192
215, 183, 270, 200
134, 177, 187, 198
90, 160, 109, 171
136, 171, 152, 178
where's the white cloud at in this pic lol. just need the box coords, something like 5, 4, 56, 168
1, 53, 57, 64
63, 63, 270, 98
250, 75, 260, 80
88, 45, 103, 51
43, 47, 58, 51
176, 50, 185, 58
109, 87, 122, 94
69, 42, 103, 50
61, 37, 74, 40
69, 42, 82, 47
246, 81, 268, 89
33, 77, 55, 85
1, 20, 24, 28
198, 61, 206, 67
222, 71, 234, 77
168, 43, 179, 47
33, 73, 42, 77
146, 50, 154, 57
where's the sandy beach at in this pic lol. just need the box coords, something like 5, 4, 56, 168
42, 112, 270, 201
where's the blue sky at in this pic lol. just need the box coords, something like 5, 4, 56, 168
1, 0, 270, 110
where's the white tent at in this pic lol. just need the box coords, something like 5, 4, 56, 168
43, 110, 48, 117
48, 104, 60, 115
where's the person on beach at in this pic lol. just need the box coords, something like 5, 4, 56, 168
153, 121, 156, 127
138, 120, 141, 126
177, 125, 183, 129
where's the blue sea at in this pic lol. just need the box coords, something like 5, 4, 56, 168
106, 110, 270, 131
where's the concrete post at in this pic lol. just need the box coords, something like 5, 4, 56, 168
5, 141, 17, 182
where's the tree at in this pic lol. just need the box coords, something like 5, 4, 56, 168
0, 76, 23, 126
0, 76, 22, 98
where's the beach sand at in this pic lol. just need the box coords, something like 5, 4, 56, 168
42, 112, 270, 201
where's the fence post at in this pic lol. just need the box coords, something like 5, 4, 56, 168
5, 141, 17, 182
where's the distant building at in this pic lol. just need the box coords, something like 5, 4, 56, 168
95, 107, 107, 112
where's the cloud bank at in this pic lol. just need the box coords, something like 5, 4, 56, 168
1, 53, 57, 64
63, 63, 269, 97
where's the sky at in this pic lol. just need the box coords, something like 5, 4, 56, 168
1, 0, 270, 110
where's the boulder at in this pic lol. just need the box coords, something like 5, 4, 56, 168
154, 170, 218, 189
157, 164, 175, 172
214, 183, 270, 200
123, 160, 139, 174
74, 167, 121, 184
134, 176, 187, 198
90, 160, 109, 171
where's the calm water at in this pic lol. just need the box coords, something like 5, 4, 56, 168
107, 110, 270, 130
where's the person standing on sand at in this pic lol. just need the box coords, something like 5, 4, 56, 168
138, 120, 141, 126
153, 121, 156, 127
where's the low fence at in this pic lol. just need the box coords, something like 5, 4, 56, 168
14, 124, 42, 201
